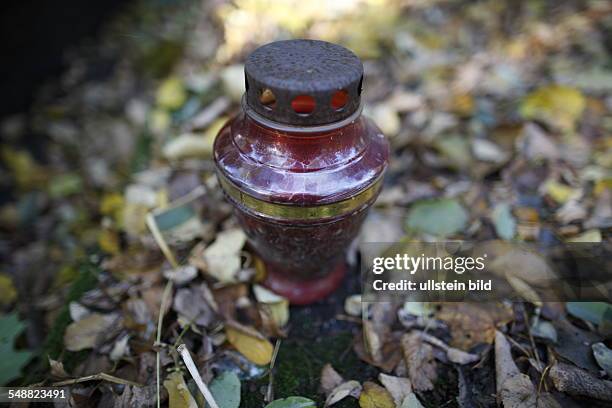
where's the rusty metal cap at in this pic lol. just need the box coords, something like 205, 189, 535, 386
244, 39, 363, 127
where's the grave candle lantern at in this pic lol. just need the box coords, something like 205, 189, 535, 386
214, 39, 389, 304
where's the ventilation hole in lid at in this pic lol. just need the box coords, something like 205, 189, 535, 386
291, 95, 316, 115
259, 88, 276, 109
358, 76, 364, 95
245, 74, 249, 92
331, 89, 348, 110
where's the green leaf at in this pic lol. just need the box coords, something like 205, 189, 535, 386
492, 203, 516, 240
593, 342, 612, 377
209, 371, 241, 408
48, 173, 83, 198
0, 313, 33, 385
566, 302, 612, 325
406, 198, 468, 237
264, 396, 317, 408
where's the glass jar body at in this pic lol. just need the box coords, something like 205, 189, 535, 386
213, 112, 389, 304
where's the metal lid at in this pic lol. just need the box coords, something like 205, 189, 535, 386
244, 39, 363, 126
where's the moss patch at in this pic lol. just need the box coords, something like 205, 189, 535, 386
241, 332, 376, 407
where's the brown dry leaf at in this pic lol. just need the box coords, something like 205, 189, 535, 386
550, 362, 612, 401
401, 332, 436, 392
417, 331, 479, 365
225, 323, 273, 366
378, 373, 411, 406
325, 380, 362, 407
163, 371, 198, 408
172, 283, 216, 327
63, 313, 119, 351
363, 320, 384, 364
359, 381, 395, 408
321, 363, 344, 396
437, 302, 513, 350
48, 357, 69, 379
495, 331, 560, 408
353, 330, 402, 372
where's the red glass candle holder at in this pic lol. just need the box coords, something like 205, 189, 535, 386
214, 40, 389, 304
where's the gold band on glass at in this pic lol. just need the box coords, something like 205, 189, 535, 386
218, 172, 382, 221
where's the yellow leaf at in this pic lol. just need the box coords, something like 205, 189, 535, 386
0, 274, 17, 305
567, 229, 602, 243
253, 285, 290, 328
156, 77, 187, 110
0, 146, 46, 189
359, 381, 396, 408
225, 325, 273, 365
543, 180, 578, 204
163, 371, 198, 408
98, 229, 120, 255
100, 193, 125, 225
520, 85, 585, 131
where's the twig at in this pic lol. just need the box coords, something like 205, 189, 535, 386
266, 339, 282, 403
51, 373, 142, 387
523, 308, 542, 368
146, 212, 177, 408
146, 213, 179, 268
177, 344, 219, 408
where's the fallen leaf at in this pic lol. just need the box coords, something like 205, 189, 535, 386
164, 265, 198, 285
325, 380, 361, 407
225, 324, 274, 366
417, 331, 479, 365
401, 332, 436, 392
344, 294, 362, 317
518, 123, 559, 161
0, 313, 33, 385
369, 103, 401, 136
264, 396, 316, 408
173, 283, 216, 327
209, 371, 241, 408
63, 312, 118, 351
437, 302, 513, 350
157, 77, 187, 110
203, 229, 246, 283
530, 318, 557, 343
553, 318, 601, 372
0, 274, 17, 305
566, 302, 612, 325
593, 342, 612, 377
492, 203, 516, 240
542, 180, 579, 204
566, 229, 602, 243
435, 135, 472, 169
378, 373, 412, 406
48, 357, 69, 379
400, 393, 424, 408
406, 198, 468, 237
506, 276, 542, 306
109, 335, 130, 361
495, 331, 560, 408
520, 85, 585, 131
221, 65, 246, 102
163, 371, 198, 408
254, 285, 289, 328
550, 361, 612, 401
472, 138, 509, 164
163, 133, 215, 160
359, 381, 395, 408
321, 363, 344, 396
486, 243, 557, 287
